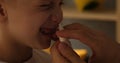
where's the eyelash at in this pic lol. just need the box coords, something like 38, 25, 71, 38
39, 2, 64, 10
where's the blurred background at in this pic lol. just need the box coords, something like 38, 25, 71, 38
43, 0, 120, 60
60, 0, 119, 57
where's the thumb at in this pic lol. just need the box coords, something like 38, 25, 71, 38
58, 42, 86, 63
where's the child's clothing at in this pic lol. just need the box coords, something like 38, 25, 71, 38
0, 49, 51, 63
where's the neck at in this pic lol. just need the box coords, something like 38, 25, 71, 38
0, 39, 33, 63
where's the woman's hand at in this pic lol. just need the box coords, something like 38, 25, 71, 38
50, 41, 86, 63
51, 23, 120, 63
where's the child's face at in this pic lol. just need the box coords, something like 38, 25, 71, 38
4, 0, 63, 49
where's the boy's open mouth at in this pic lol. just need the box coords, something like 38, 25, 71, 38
40, 28, 57, 35
39, 27, 59, 41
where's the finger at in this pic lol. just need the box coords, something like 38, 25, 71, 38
63, 23, 83, 30
50, 42, 70, 63
56, 30, 96, 48
58, 42, 86, 63
63, 23, 90, 31
57, 30, 83, 39
63, 23, 101, 36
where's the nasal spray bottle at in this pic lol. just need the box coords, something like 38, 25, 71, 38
58, 24, 71, 46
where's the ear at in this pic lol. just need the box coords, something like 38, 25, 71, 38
0, 3, 8, 23
0, 4, 5, 16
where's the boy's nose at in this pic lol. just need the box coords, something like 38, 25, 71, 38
51, 9, 63, 24
51, 15, 62, 24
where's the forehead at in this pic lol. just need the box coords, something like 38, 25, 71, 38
5, 0, 62, 8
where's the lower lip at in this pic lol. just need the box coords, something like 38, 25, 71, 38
46, 34, 52, 38
39, 28, 59, 40
42, 33, 59, 41
41, 32, 53, 39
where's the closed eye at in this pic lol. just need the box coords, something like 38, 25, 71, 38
38, 1, 64, 11
39, 3, 53, 10
40, 4, 51, 7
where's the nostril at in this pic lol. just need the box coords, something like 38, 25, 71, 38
52, 16, 58, 22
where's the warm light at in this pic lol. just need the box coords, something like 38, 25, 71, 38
43, 48, 87, 60
74, 49, 88, 60
74, 0, 91, 11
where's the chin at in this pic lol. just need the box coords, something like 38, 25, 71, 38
41, 45, 51, 49
28, 38, 51, 50
29, 43, 51, 50
41, 41, 51, 49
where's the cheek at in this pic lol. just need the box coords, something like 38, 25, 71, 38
8, 11, 50, 40
8, 19, 38, 40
